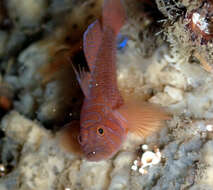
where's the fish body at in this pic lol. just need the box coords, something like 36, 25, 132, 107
62, 0, 169, 161
78, 0, 127, 161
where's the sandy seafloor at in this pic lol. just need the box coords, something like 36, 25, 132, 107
1, 0, 213, 189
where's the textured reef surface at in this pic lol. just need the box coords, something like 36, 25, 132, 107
1, 0, 213, 189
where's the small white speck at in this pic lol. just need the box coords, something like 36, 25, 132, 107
0, 164, 5, 172
118, 73, 124, 80
142, 144, 149, 150
138, 167, 147, 174
95, 83, 98, 86
92, 151, 96, 154
141, 150, 161, 166
132, 146, 162, 175
152, 156, 161, 165
201, 132, 207, 138
133, 160, 138, 165
192, 12, 210, 34
65, 188, 71, 190
131, 165, 138, 171
156, 150, 161, 158
206, 124, 213, 131
187, 78, 193, 85
141, 151, 155, 164
164, 54, 176, 63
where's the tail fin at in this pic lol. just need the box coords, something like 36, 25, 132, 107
102, 0, 126, 34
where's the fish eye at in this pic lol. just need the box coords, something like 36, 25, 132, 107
97, 127, 104, 136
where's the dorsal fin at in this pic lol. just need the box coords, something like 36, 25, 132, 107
83, 20, 103, 72
71, 63, 91, 98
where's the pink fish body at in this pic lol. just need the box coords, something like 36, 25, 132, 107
63, 0, 169, 161
78, 0, 127, 161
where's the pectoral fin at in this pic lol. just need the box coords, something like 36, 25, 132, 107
116, 100, 170, 137
58, 120, 83, 156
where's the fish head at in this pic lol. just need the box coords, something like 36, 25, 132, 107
79, 106, 127, 161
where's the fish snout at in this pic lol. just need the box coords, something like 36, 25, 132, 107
82, 145, 104, 161
87, 151, 96, 159
86, 150, 105, 161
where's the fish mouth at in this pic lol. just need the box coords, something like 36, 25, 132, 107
82, 143, 116, 161
85, 147, 115, 161
86, 151, 107, 161
86, 151, 97, 160
84, 146, 106, 161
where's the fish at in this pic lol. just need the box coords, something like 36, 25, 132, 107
60, 0, 169, 161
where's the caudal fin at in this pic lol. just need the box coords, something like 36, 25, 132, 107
116, 100, 170, 137
102, 0, 126, 34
